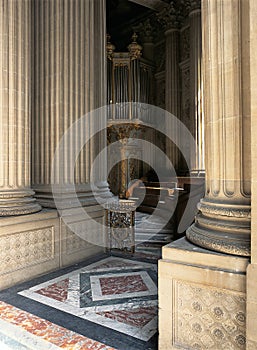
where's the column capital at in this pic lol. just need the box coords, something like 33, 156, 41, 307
180, 0, 201, 14
157, 2, 181, 31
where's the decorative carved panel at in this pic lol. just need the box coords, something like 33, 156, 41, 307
174, 280, 246, 349
0, 228, 55, 274
63, 223, 98, 255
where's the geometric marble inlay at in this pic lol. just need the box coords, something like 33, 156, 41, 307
97, 306, 157, 328
90, 271, 157, 301
18, 257, 158, 341
35, 278, 69, 302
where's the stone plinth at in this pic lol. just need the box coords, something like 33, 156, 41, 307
159, 238, 249, 350
0, 210, 59, 290
0, 209, 104, 290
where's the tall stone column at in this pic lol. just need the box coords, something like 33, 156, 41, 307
0, 0, 41, 216
187, 0, 251, 256
189, 0, 204, 171
32, 0, 108, 208
158, 4, 181, 170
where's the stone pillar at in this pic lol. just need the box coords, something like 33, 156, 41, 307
0, 0, 41, 216
158, 4, 181, 170
32, 0, 108, 208
159, 2, 251, 348
189, 0, 204, 171
245, 0, 257, 348
186, 0, 251, 256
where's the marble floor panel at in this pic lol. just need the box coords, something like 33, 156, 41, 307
0, 254, 158, 350
19, 257, 158, 342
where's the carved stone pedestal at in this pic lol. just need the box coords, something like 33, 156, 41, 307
0, 210, 59, 290
0, 208, 104, 290
159, 238, 249, 350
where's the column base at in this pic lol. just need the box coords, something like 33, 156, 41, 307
186, 198, 251, 256
0, 189, 41, 216
159, 237, 249, 350
34, 182, 113, 209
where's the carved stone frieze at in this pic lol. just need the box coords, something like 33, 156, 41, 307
174, 280, 246, 349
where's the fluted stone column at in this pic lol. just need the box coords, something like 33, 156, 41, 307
187, 0, 251, 256
158, 5, 181, 170
0, 0, 41, 216
32, 0, 108, 208
189, 0, 204, 171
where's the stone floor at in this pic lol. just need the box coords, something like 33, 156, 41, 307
0, 212, 171, 350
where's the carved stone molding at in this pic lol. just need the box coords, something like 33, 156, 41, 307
187, 197, 251, 256
0, 190, 41, 216
199, 200, 251, 219
187, 224, 250, 256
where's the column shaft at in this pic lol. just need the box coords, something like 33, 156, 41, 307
187, 0, 251, 256
165, 28, 180, 170
189, 5, 204, 171
0, 0, 41, 216
32, 0, 108, 207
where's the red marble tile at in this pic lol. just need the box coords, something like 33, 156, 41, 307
99, 274, 148, 295
97, 306, 157, 328
0, 301, 116, 349
35, 278, 69, 302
